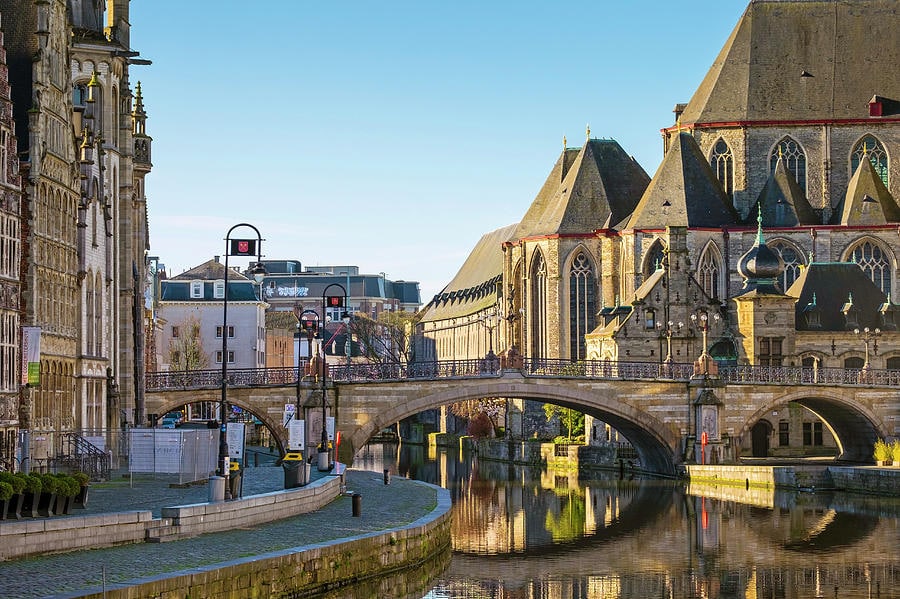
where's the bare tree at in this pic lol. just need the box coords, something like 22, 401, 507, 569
349, 310, 420, 365
167, 316, 209, 371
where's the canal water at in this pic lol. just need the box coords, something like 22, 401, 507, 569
354, 442, 900, 599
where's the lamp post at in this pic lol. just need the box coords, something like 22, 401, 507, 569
690, 310, 720, 376
479, 310, 499, 372
292, 307, 319, 431
219, 224, 265, 500
854, 326, 881, 371
656, 320, 684, 366
320, 283, 348, 471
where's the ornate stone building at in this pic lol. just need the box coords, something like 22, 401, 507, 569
0, 0, 151, 467
0, 12, 21, 469
418, 0, 900, 452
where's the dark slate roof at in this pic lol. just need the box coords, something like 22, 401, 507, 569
625, 133, 739, 230
171, 258, 250, 282
787, 262, 887, 331
679, 0, 900, 125
0, 0, 39, 153
159, 280, 260, 302
748, 157, 818, 226
513, 139, 650, 238
421, 224, 516, 322
831, 156, 900, 225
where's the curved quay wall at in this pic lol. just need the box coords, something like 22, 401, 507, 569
65, 482, 453, 599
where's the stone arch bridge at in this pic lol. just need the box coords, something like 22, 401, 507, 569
145, 359, 900, 475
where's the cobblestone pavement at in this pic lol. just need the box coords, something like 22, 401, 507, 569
0, 466, 438, 598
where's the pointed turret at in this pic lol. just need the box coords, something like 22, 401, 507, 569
748, 156, 818, 226
132, 81, 152, 169
736, 208, 785, 296
513, 138, 649, 238
831, 154, 900, 225
625, 133, 738, 230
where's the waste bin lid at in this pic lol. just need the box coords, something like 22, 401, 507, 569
283, 451, 304, 461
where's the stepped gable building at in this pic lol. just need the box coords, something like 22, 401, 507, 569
420, 0, 900, 380
0, 0, 152, 468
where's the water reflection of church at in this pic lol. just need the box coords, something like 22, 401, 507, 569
417, 0, 899, 458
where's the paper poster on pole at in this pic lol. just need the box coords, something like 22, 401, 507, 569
326, 416, 335, 442
288, 419, 305, 451
283, 404, 295, 427
226, 422, 245, 460
21, 327, 41, 386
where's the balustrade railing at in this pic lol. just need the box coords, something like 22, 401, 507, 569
145, 359, 900, 391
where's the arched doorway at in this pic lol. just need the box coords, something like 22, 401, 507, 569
751, 420, 772, 458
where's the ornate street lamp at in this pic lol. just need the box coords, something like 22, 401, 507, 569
854, 326, 881, 371
319, 283, 349, 471
219, 224, 265, 500
690, 310, 720, 376
656, 320, 684, 365
293, 307, 320, 428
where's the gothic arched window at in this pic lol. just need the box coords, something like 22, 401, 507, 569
530, 250, 548, 361
697, 244, 724, 300
847, 239, 892, 296
851, 135, 889, 188
769, 240, 806, 292
645, 240, 666, 278
770, 137, 807, 195
710, 138, 734, 197
569, 251, 597, 361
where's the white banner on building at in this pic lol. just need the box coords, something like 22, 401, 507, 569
21, 327, 41, 385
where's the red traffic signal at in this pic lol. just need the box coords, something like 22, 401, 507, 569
326, 295, 344, 308
229, 239, 257, 256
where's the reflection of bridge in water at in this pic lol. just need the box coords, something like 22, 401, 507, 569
146, 359, 900, 475
439, 466, 900, 598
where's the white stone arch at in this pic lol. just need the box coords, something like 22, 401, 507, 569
768, 135, 808, 194
767, 237, 807, 292
849, 133, 890, 187
708, 137, 734, 197
841, 235, 895, 297
642, 238, 667, 279
696, 240, 725, 300
563, 245, 599, 360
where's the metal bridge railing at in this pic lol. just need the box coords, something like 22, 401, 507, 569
145, 359, 900, 391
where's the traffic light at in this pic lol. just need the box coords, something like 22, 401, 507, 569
229, 239, 257, 256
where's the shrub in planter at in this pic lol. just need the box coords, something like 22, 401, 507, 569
0, 479, 12, 519
20, 474, 42, 517
37, 473, 59, 517
52, 474, 78, 515
71, 471, 90, 508
874, 438, 891, 466
0, 472, 26, 520
891, 439, 900, 467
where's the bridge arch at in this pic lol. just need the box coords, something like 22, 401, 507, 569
340, 377, 683, 476
153, 390, 288, 455
738, 388, 888, 462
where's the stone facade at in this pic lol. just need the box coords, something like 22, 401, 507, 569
0, 0, 152, 466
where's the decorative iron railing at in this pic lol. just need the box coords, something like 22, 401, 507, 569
145, 358, 900, 391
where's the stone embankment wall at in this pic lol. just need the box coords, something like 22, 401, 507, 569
0, 475, 343, 560
71, 487, 453, 599
684, 464, 900, 496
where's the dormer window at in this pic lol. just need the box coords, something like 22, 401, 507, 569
214, 280, 225, 299
190, 281, 203, 298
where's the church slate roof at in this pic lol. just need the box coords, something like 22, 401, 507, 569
787, 263, 888, 331
420, 223, 518, 322
747, 157, 818, 226
625, 133, 739, 230
678, 0, 900, 125
513, 139, 650, 238
831, 156, 900, 225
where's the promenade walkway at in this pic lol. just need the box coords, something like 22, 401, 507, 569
0, 465, 439, 598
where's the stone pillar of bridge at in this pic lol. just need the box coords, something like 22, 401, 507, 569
689, 378, 732, 465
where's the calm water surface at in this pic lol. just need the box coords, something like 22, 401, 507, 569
354, 442, 900, 599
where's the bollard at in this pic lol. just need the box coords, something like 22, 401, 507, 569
383, 469, 390, 485
254, 452, 259, 467
352, 492, 362, 517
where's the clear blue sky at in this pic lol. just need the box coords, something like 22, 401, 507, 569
129, 1, 746, 303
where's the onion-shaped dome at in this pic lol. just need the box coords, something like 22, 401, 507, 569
737, 207, 785, 293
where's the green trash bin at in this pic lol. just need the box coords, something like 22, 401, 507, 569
282, 452, 304, 489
